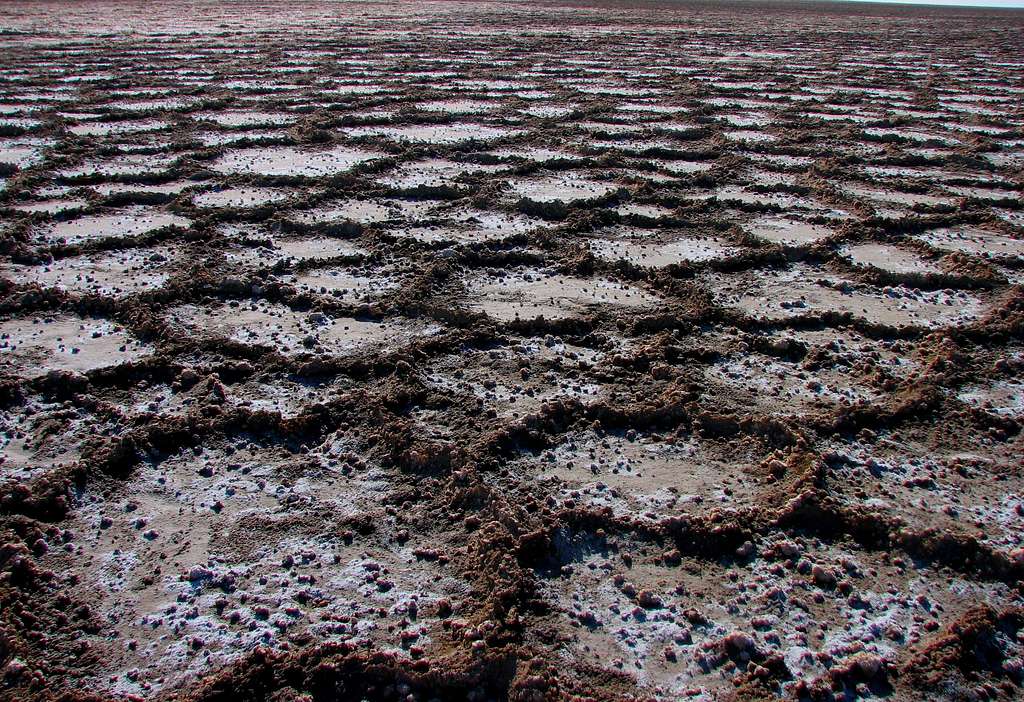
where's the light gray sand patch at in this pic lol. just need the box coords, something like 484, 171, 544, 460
35, 208, 189, 245
165, 302, 438, 357
0, 314, 152, 376
211, 145, 384, 177
467, 269, 660, 321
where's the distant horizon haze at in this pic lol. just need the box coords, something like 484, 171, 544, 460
840, 0, 1024, 7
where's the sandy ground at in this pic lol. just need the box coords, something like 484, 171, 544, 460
0, 1, 1023, 701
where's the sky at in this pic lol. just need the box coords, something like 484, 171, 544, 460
845, 0, 1024, 7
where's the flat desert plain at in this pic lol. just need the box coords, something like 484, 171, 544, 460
0, 1, 1023, 700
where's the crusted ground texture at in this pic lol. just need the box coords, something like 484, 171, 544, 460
1, 1, 1023, 700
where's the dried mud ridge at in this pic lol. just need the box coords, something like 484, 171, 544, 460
1, 1, 1023, 700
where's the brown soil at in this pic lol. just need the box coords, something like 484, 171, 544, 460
1, 1, 1022, 701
